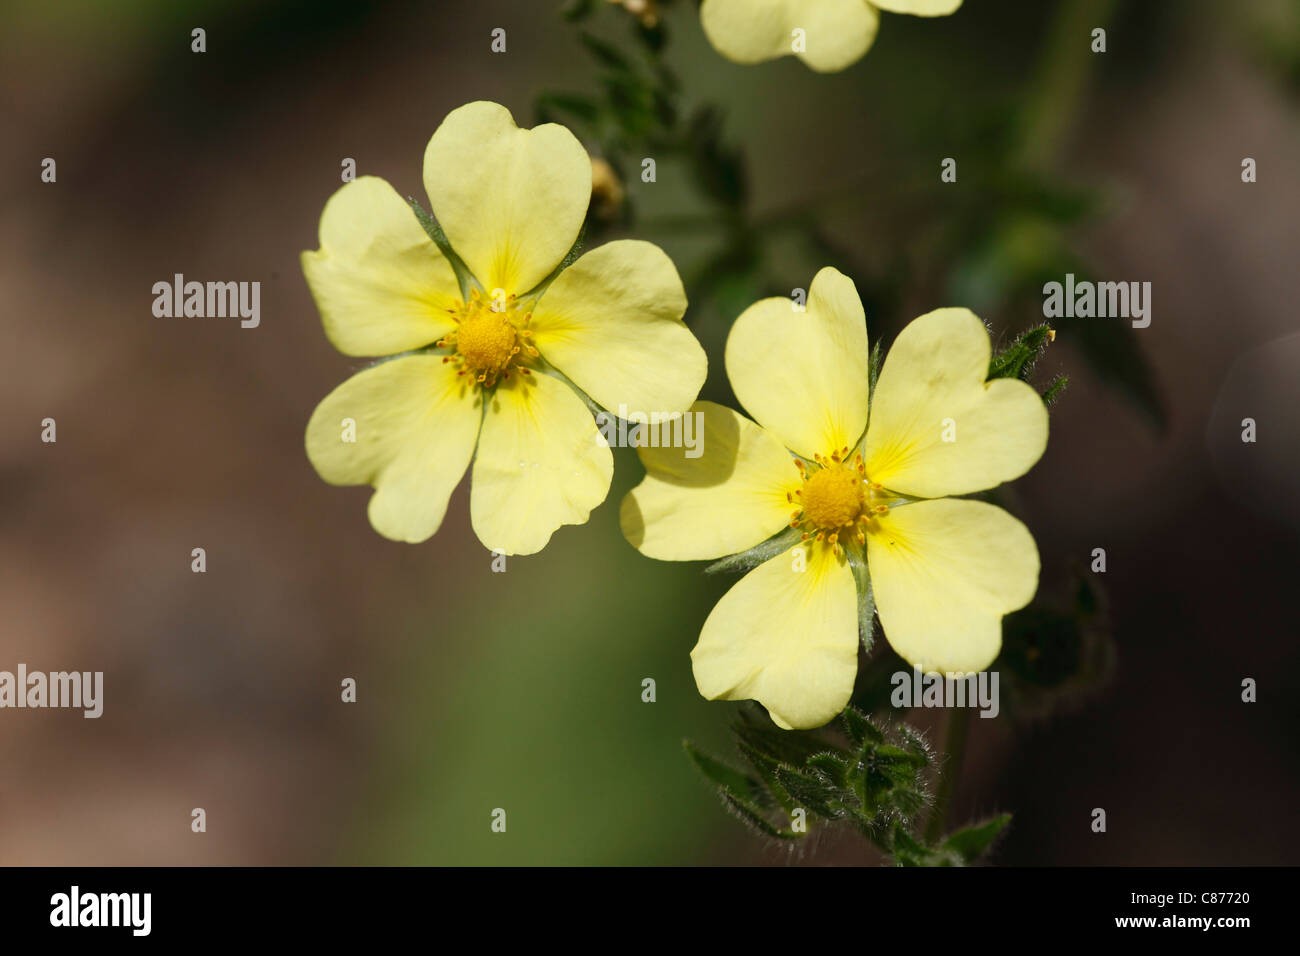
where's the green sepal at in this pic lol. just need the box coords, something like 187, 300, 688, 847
941, 813, 1012, 863
849, 552, 876, 652
868, 338, 882, 400
988, 323, 1054, 382
704, 527, 801, 576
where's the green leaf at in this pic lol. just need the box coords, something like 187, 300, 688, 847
941, 813, 1012, 863
1041, 373, 1069, 404
683, 740, 768, 808
890, 825, 938, 866
890, 825, 963, 867
687, 704, 944, 858
578, 31, 633, 72
807, 752, 851, 788
719, 791, 801, 841
735, 740, 795, 814
774, 766, 842, 818
841, 706, 884, 748
988, 323, 1054, 382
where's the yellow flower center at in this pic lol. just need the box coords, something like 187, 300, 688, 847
800, 466, 863, 531
458, 309, 517, 376
787, 449, 892, 556
438, 289, 538, 387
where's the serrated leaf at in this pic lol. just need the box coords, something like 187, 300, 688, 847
874, 743, 929, 769
719, 791, 800, 841
1041, 373, 1069, 404
735, 740, 795, 814
890, 824, 932, 866
806, 752, 851, 788
890, 825, 962, 866
941, 813, 1012, 863
840, 706, 884, 748
989, 323, 1054, 382
774, 766, 841, 818
897, 724, 933, 762
683, 740, 768, 808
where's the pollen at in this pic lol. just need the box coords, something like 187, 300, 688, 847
800, 465, 864, 532
438, 289, 538, 387
790, 452, 891, 556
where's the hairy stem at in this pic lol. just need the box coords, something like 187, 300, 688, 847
926, 707, 970, 844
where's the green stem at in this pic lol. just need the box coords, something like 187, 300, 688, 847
925, 707, 971, 844
1018, 0, 1119, 169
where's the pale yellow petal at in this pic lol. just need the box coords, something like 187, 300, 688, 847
863, 308, 1048, 497
305, 354, 481, 543
621, 402, 803, 561
530, 239, 705, 418
301, 176, 461, 356
871, 0, 962, 16
422, 101, 590, 296
867, 498, 1039, 675
470, 371, 613, 555
700, 0, 878, 72
692, 544, 859, 730
725, 266, 870, 459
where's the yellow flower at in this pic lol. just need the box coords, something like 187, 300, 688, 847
303, 101, 706, 555
621, 267, 1047, 729
700, 0, 962, 73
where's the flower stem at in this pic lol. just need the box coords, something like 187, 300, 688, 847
1018, 0, 1119, 169
925, 707, 971, 845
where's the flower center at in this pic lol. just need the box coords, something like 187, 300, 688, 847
438, 289, 538, 387
801, 466, 863, 530
787, 449, 892, 556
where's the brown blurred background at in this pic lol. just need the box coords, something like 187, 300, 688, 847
1, 0, 1297, 864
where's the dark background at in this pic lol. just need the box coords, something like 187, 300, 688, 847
2, 0, 1297, 864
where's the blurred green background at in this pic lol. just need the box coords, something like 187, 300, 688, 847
2, 0, 1298, 864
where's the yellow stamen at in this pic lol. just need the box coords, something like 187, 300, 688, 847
442, 292, 530, 387
787, 454, 896, 551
